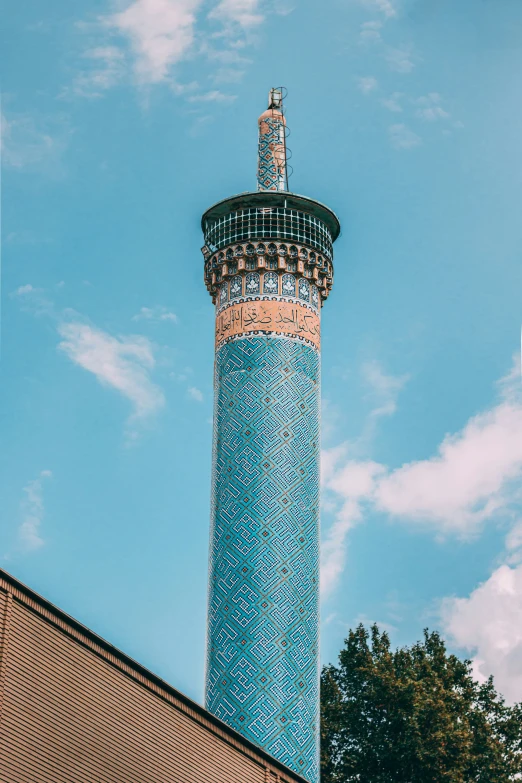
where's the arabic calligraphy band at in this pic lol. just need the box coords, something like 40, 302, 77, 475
215, 299, 321, 351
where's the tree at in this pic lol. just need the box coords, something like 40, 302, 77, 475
321, 624, 522, 783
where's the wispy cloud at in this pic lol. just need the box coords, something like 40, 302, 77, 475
321, 361, 407, 596
58, 320, 165, 432
19, 470, 52, 551
360, 0, 396, 18
132, 305, 178, 323
10, 282, 54, 316
15, 283, 36, 295
187, 90, 237, 103
415, 93, 450, 122
321, 457, 385, 597
211, 67, 246, 84
357, 76, 378, 94
1, 110, 69, 170
322, 357, 522, 597
359, 20, 383, 44
187, 385, 203, 401
72, 46, 126, 98
381, 92, 403, 112
362, 360, 409, 421
208, 0, 264, 31
387, 46, 415, 73
389, 123, 421, 149
71, 0, 267, 97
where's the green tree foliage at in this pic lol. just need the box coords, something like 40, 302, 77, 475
321, 625, 522, 783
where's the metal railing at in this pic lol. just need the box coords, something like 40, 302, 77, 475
203, 207, 333, 260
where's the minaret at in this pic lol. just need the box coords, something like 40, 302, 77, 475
201, 88, 340, 783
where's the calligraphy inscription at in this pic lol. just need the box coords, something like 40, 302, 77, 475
215, 299, 321, 351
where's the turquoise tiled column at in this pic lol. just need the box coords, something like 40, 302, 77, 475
206, 334, 320, 782
201, 88, 340, 783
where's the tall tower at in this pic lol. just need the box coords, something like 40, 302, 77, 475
202, 89, 340, 783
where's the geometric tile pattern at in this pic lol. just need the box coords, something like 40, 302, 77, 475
257, 115, 287, 192
206, 335, 320, 783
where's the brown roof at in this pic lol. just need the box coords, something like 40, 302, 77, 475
0, 567, 309, 783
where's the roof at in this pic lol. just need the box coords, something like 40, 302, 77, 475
0, 567, 309, 783
201, 191, 341, 242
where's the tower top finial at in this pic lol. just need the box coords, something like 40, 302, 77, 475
268, 87, 283, 111
257, 87, 287, 192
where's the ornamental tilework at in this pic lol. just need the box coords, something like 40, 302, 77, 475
281, 274, 296, 297
257, 116, 286, 192
311, 285, 319, 310
263, 272, 279, 295
245, 272, 261, 296
298, 278, 310, 303
230, 276, 243, 300
206, 336, 320, 783
220, 283, 229, 306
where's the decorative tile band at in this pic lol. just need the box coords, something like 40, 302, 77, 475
202, 241, 334, 306
257, 111, 287, 192
217, 272, 321, 315
215, 299, 321, 351
206, 336, 320, 783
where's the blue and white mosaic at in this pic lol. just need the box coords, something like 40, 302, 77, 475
281, 273, 296, 297
245, 272, 261, 296
263, 271, 279, 294
206, 336, 320, 783
298, 278, 310, 303
311, 285, 319, 309
230, 276, 243, 300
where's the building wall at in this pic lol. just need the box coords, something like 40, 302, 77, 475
0, 571, 306, 783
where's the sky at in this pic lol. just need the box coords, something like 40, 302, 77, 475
2, 0, 522, 706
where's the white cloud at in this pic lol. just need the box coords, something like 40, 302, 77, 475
202, 45, 251, 65
211, 67, 246, 84
321, 455, 384, 597
381, 92, 403, 112
1, 111, 68, 170
321, 360, 406, 596
13, 286, 167, 438
362, 360, 408, 420
132, 305, 178, 322
10, 283, 54, 316
374, 361, 522, 532
415, 93, 450, 122
15, 284, 35, 295
387, 47, 415, 73
71, 0, 265, 95
322, 357, 522, 596
389, 123, 421, 149
188, 386, 204, 401
506, 521, 522, 565
359, 20, 382, 43
357, 76, 378, 94
19, 470, 52, 551
442, 564, 522, 704
361, 0, 396, 18
72, 46, 126, 98
208, 0, 264, 30
58, 320, 165, 429
105, 0, 202, 84
187, 90, 237, 103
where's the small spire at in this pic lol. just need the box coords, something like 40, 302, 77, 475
268, 87, 283, 110
257, 88, 288, 192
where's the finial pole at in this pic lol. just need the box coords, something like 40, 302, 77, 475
257, 87, 288, 192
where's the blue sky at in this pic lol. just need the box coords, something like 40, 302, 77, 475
2, 0, 522, 705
